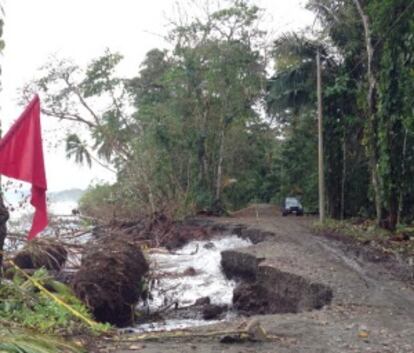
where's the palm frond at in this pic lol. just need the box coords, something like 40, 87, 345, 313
0, 330, 84, 353
65, 134, 92, 167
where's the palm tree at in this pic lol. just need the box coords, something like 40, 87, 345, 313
266, 33, 333, 126
65, 133, 92, 167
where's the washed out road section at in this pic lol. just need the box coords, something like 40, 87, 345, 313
97, 204, 414, 353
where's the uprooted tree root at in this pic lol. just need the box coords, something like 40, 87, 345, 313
71, 231, 149, 327
6, 239, 68, 273
68, 212, 214, 327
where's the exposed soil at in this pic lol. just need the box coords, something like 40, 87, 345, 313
313, 227, 414, 282
92, 204, 414, 353
231, 268, 333, 315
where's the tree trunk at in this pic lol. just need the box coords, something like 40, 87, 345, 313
371, 159, 382, 225
215, 127, 225, 201
340, 137, 346, 220
198, 109, 209, 189
397, 128, 408, 225
0, 194, 9, 279
352, 0, 383, 225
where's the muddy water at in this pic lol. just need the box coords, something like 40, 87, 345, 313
132, 235, 252, 332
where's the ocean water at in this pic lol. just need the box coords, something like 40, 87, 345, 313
4, 192, 81, 251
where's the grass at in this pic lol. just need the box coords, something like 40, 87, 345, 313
312, 218, 414, 258
312, 218, 390, 240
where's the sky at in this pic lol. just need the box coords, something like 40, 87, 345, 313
0, 0, 314, 193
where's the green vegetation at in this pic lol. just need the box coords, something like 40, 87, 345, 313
268, 0, 414, 228
313, 218, 414, 258
0, 268, 109, 335
79, 183, 117, 219
312, 218, 390, 242
23, 0, 414, 228
0, 267, 108, 352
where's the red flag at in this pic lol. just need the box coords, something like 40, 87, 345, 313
0, 95, 48, 240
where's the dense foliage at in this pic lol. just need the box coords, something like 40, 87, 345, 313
267, 0, 414, 228
25, 0, 414, 228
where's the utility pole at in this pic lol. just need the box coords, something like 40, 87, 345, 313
316, 50, 325, 223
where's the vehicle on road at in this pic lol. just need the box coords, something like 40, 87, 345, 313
282, 197, 304, 216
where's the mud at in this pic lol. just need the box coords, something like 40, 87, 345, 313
231, 267, 333, 315
221, 250, 262, 280
314, 228, 414, 282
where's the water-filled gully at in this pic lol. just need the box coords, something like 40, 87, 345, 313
130, 226, 333, 333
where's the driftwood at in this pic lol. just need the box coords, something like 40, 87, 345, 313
106, 320, 278, 343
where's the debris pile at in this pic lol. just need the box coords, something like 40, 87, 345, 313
102, 213, 211, 250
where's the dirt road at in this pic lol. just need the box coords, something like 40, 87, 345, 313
96, 205, 414, 353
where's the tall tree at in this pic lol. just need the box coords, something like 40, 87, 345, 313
351, 0, 383, 225
306, 0, 414, 228
370, 0, 414, 228
126, 0, 267, 212
27, 1, 273, 216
